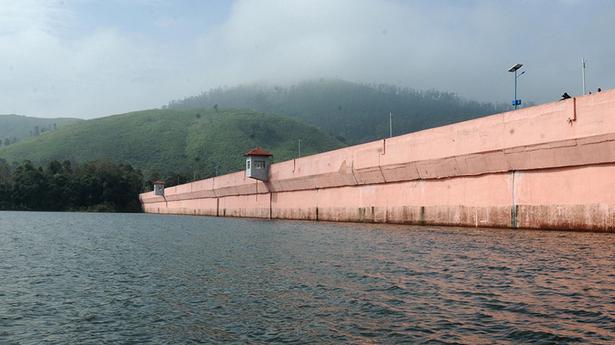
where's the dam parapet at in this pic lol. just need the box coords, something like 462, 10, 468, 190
140, 90, 615, 231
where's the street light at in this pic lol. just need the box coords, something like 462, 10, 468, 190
508, 63, 525, 110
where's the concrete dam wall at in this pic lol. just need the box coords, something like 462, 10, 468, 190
140, 90, 615, 231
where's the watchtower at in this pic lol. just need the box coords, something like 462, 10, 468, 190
244, 147, 272, 181
153, 180, 165, 196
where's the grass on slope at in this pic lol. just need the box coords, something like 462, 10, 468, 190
0, 114, 82, 143
0, 108, 344, 179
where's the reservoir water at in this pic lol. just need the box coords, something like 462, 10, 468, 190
1, 211, 615, 344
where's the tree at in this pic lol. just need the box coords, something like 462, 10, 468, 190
0, 159, 10, 184
0, 160, 144, 212
11, 161, 48, 210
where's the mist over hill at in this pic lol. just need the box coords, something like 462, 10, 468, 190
0, 115, 82, 146
166, 79, 509, 144
0, 109, 342, 182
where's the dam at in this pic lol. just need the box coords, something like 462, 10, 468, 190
140, 90, 615, 231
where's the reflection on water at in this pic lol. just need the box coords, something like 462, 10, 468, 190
1, 211, 615, 344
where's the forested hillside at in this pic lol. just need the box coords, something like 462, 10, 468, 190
0, 108, 342, 183
1, 79, 509, 188
166, 79, 509, 144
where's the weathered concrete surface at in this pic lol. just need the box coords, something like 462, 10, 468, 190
140, 90, 615, 231
218, 194, 271, 218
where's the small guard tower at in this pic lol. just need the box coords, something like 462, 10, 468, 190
245, 147, 272, 181
153, 180, 165, 196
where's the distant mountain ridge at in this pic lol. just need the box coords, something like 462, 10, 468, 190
166, 79, 509, 144
0, 114, 82, 146
0, 109, 343, 181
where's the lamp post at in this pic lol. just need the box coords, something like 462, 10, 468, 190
508, 63, 525, 110
581, 58, 587, 95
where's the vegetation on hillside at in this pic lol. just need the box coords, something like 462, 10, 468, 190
0, 109, 343, 183
0, 114, 82, 147
0, 79, 509, 184
0, 159, 143, 212
166, 79, 509, 144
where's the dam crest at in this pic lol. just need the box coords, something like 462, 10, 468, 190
140, 90, 615, 231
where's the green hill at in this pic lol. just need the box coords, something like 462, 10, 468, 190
0, 109, 343, 180
0, 114, 82, 146
167, 79, 509, 144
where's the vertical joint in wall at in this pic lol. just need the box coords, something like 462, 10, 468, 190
315, 189, 319, 221
378, 140, 387, 182
350, 161, 359, 185
269, 193, 272, 219
568, 97, 577, 125
511, 170, 518, 229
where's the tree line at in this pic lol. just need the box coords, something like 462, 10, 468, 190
0, 159, 144, 212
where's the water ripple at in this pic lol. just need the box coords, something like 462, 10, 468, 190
1, 212, 615, 344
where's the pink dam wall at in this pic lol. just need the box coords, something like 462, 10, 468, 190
140, 90, 615, 231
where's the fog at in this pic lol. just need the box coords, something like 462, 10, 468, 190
1, 0, 614, 118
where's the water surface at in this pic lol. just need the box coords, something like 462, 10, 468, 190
1, 211, 615, 344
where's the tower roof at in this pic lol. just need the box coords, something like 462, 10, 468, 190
244, 147, 273, 157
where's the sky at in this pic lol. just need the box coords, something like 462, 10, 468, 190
1, 0, 614, 118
